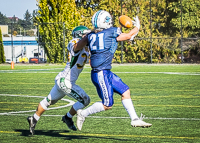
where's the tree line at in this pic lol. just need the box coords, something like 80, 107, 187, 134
0, 0, 199, 63
0, 9, 37, 36
36, 0, 199, 63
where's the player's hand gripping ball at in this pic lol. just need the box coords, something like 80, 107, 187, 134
119, 15, 133, 28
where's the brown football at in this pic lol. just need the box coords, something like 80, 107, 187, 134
119, 15, 133, 28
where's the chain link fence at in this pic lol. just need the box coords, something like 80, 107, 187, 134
35, 27, 199, 64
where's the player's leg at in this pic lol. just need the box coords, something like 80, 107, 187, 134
112, 73, 152, 127
27, 83, 64, 135
112, 73, 139, 120
62, 97, 89, 131
77, 70, 113, 130
122, 89, 152, 127
58, 78, 90, 131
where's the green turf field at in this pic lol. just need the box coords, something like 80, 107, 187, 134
0, 64, 200, 143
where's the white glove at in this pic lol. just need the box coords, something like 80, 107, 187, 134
130, 16, 140, 41
132, 16, 140, 30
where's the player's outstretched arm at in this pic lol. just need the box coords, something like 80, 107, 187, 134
117, 16, 140, 41
116, 27, 139, 41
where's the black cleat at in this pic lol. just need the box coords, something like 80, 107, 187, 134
27, 116, 37, 135
62, 116, 77, 131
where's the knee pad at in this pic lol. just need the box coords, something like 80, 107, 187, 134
40, 96, 51, 110
72, 95, 90, 111
83, 94, 90, 107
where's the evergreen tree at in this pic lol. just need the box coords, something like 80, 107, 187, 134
0, 28, 5, 63
24, 10, 32, 22
0, 12, 10, 25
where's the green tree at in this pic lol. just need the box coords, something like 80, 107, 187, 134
24, 10, 32, 22
36, 0, 81, 63
35, 0, 199, 63
0, 12, 10, 25
167, 0, 200, 62
32, 10, 38, 27
168, 0, 200, 37
0, 28, 5, 63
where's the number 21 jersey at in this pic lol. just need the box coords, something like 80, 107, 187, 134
87, 27, 121, 71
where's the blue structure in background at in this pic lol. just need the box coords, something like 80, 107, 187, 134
3, 40, 38, 46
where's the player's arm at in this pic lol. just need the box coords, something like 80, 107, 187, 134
116, 27, 139, 41
117, 16, 140, 41
74, 36, 88, 52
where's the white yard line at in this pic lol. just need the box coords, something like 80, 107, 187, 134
0, 94, 75, 115
0, 94, 199, 121
0, 70, 200, 75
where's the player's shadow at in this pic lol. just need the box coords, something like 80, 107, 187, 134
15, 129, 133, 141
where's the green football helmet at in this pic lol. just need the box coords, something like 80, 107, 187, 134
72, 25, 90, 39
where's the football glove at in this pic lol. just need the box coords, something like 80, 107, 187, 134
132, 16, 140, 30
130, 16, 140, 41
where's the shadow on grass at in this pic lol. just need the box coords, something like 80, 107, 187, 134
15, 129, 134, 141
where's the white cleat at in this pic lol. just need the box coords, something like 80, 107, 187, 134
131, 113, 152, 128
77, 109, 85, 131
131, 119, 152, 128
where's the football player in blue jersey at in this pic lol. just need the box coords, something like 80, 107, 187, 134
27, 26, 91, 135
75, 10, 152, 130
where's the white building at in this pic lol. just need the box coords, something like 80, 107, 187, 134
0, 25, 8, 35
3, 36, 46, 63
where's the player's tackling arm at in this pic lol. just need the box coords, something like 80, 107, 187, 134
73, 36, 88, 52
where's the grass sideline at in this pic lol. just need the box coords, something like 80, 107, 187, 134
0, 64, 200, 143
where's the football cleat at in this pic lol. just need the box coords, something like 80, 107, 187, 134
62, 116, 77, 131
27, 116, 37, 135
131, 119, 152, 128
76, 109, 85, 131
131, 113, 152, 128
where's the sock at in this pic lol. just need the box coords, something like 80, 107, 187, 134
73, 101, 85, 111
122, 98, 139, 120
33, 113, 40, 122
66, 112, 73, 118
81, 102, 105, 117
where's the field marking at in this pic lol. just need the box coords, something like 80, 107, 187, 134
59, 132, 200, 140
0, 94, 200, 121
0, 130, 199, 140
114, 72, 200, 75
0, 94, 75, 115
0, 131, 20, 134
3, 113, 200, 121
0, 70, 200, 75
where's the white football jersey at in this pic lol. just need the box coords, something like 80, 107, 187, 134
55, 38, 89, 83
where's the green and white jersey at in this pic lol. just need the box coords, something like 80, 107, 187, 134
55, 38, 89, 83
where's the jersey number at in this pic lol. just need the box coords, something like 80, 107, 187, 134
90, 33, 104, 50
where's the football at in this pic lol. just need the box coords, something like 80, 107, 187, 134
119, 15, 133, 28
